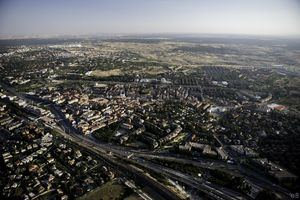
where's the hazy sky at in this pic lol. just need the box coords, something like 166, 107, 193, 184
0, 0, 300, 37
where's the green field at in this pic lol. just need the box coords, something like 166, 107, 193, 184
77, 180, 132, 200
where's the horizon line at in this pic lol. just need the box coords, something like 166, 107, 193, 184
1, 32, 300, 40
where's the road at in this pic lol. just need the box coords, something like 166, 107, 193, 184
132, 157, 248, 200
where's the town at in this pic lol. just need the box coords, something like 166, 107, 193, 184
0, 36, 300, 200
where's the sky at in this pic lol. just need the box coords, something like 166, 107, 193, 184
0, 0, 300, 37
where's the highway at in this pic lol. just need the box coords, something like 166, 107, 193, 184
134, 152, 291, 198
132, 157, 248, 200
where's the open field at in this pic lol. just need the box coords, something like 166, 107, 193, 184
97, 39, 300, 68
90, 69, 123, 77
78, 180, 129, 200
